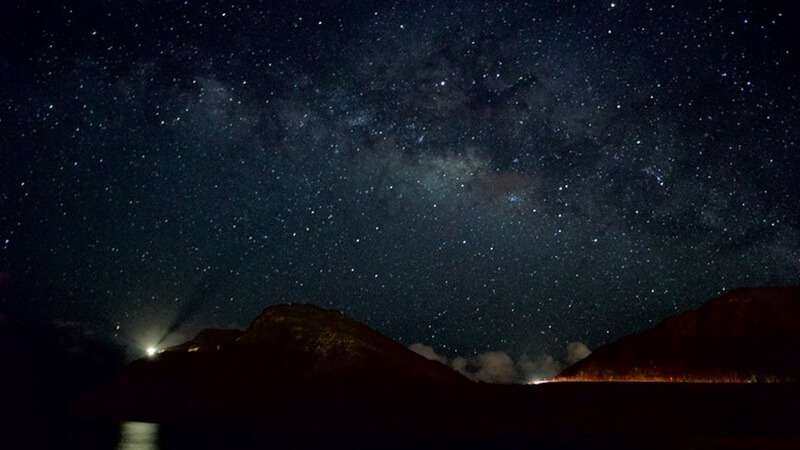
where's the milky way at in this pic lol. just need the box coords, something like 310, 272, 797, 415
1, 1, 799, 358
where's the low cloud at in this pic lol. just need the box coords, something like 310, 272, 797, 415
408, 343, 448, 364
473, 351, 516, 384
451, 356, 469, 375
566, 341, 592, 365
409, 341, 592, 384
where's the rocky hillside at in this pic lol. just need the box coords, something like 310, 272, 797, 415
557, 287, 800, 382
80, 304, 469, 425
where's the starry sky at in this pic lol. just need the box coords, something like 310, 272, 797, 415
2, 0, 799, 358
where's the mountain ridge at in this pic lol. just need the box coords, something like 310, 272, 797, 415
556, 287, 800, 382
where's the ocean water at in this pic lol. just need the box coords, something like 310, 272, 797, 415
116, 422, 159, 450
101, 422, 569, 450
12, 422, 786, 450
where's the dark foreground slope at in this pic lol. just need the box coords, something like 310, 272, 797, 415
141, 382, 800, 450
558, 287, 800, 382
0, 314, 124, 449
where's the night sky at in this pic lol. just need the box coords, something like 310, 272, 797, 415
2, 1, 799, 361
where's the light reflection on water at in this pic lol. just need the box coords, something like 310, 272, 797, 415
116, 422, 159, 450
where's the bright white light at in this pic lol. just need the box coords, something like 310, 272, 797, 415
527, 378, 550, 385
145, 346, 158, 358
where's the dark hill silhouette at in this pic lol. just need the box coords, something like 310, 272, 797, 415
79, 304, 470, 431
152, 304, 468, 385
557, 287, 800, 382
75, 294, 800, 449
235, 304, 469, 385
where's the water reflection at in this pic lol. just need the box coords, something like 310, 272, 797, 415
116, 422, 159, 450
